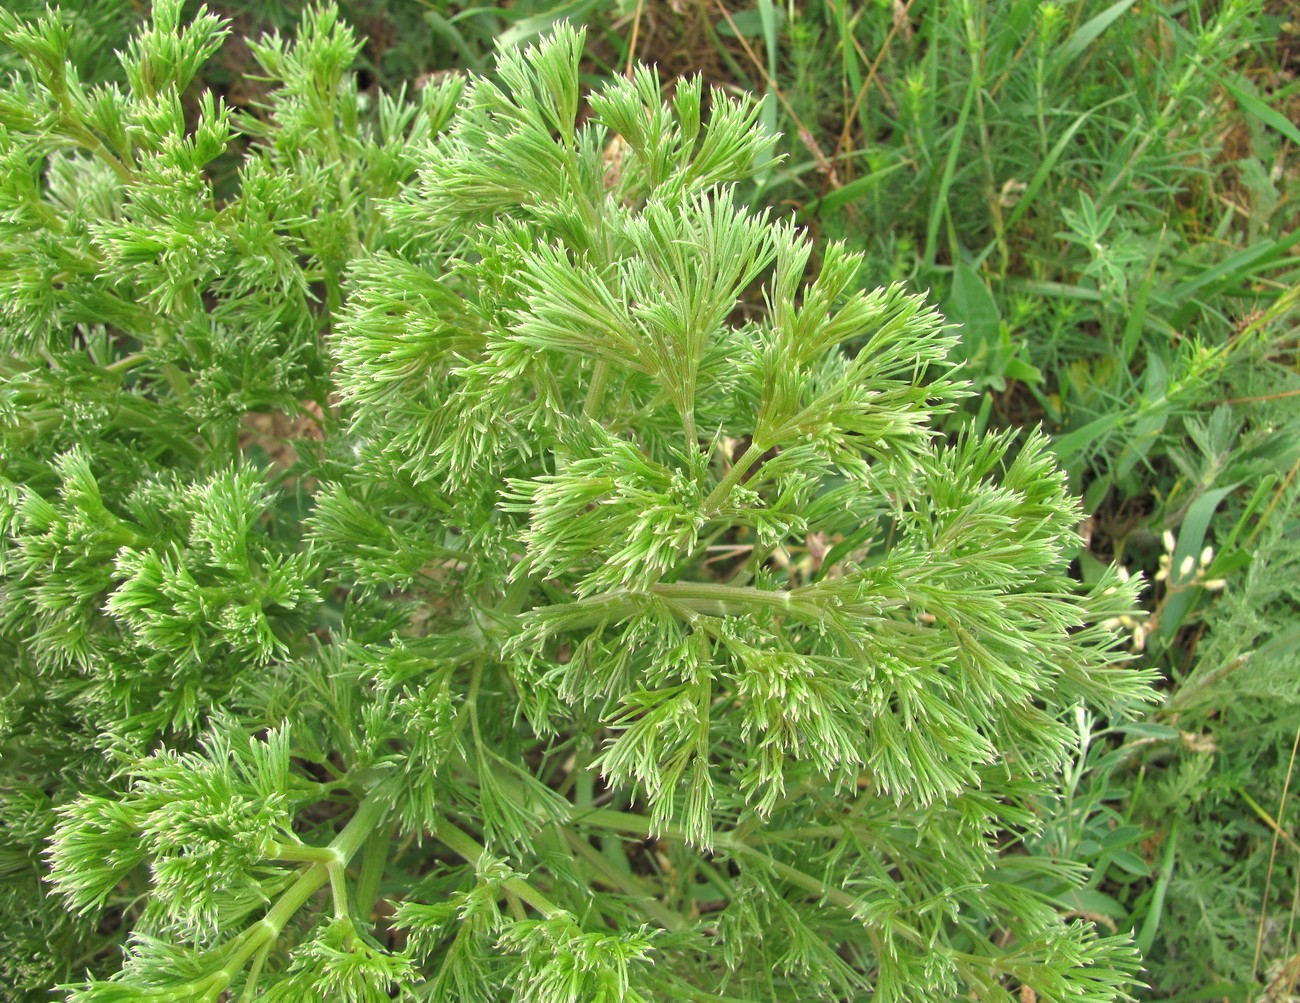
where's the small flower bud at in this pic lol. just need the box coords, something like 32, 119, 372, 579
1162, 530, 1176, 553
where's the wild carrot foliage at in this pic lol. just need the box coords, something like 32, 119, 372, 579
0, 4, 1179, 1000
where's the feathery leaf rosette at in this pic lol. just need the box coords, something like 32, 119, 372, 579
47, 726, 310, 942
0, 7, 1155, 1002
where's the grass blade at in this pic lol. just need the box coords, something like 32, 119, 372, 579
1216, 70, 1300, 147
1135, 816, 1178, 956
803, 160, 906, 214
923, 71, 977, 271
1060, 0, 1133, 65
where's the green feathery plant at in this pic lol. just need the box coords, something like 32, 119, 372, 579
1, 4, 1157, 1000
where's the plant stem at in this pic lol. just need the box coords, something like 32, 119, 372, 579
354, 824, 392, 923
559, 828, 685, 931
583, 359, 610, 419
702, 442, 766, 515
267, 842, 336, 864
652, 580, 794, 615
223, 793, 391, 985
571, 806, 901, 953
432, 818, 562, 918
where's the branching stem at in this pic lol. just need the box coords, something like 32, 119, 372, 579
432, 819, 562, 918
221, 793, 391, 995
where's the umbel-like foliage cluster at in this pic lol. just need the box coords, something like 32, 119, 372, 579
0, 4, 1156, 1001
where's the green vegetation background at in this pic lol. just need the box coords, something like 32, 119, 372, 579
2, 0, 1297, 998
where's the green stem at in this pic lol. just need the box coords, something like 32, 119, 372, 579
267, 842, 336, 864
464, 657, 487, 751
238, 942, 271, 1003
583, 359, 611, 419
652, 580, 795, 616
328, 862, 350, 920
571, 807, 900, 951
159, 362, 193, 408
433, 819, 562, 918
353, 824, 392, 923
702, 442, 766, 515
224, 793, 390, 977
720, 841, 894, 955
682, 401, 697, 448
104, 351, 151, 376
30, 196, 66, 232
499, 573, 535, 617
61, 119, 135, 183
559, 828, 685, 931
